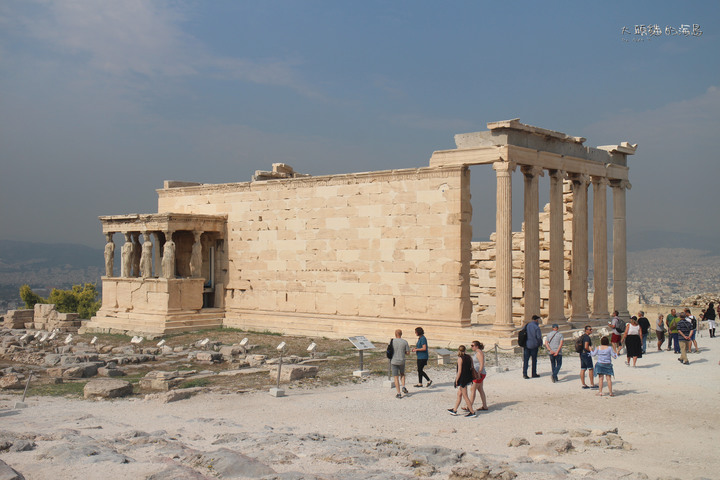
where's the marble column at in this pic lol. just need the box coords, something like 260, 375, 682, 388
140, 232, 153, 278
103, 232, 115, 277
570, 174, 590, 322
161, 231, 176, 279
492, 161, 516, 332
190, 231, 203, 278
591, 176, 610, 319
120, 233, 133, 278
131, 233, 141, 277
153, 232, 164, 278
612, 180, 631, 319
548, 170, 566, 324
522, 165, 543, 322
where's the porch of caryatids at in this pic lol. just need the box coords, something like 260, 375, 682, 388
612, 179, 631, 319
522, 165, 543, 322
492, 161, 516, 332
548, 169, 566, 324
591, 176, 610, 319
569, 173, 590, 322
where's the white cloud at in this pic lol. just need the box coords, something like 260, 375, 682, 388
13, 0, 317, 95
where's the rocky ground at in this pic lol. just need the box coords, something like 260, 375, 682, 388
1, 328, 718, 479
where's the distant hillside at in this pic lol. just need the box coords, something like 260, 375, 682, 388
0, 239, 103, 272
0, 240, 104, 309
627, 230, 719, 255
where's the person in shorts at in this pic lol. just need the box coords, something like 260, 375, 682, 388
579, 325, 597, 389
389, 329, 410, 398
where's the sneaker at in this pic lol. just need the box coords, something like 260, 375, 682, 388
396, 393, 402, 399
465, 411, 476, 417
532, 374, 540, 378
678, 358, 683, 363
402, 387, 408, 394
447, 409, 459, 416
523, 375, 530, 379
581, 385, 590, 389
551, 376, 557, 383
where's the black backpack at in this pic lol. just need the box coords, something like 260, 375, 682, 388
517, 325, 528, 348
386, 339, 394, 359
615, 318, 626, 334
575, 335, 585, 353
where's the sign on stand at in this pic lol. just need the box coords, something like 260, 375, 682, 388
348, 336, 375, 377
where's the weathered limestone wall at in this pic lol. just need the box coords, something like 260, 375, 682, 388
157, 166, 473, 338
470, 181, 574, 325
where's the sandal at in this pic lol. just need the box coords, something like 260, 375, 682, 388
414, 384, 423, 388
608, 393, 615, 397
461, 406, 469, 411
426, 380, 432, 387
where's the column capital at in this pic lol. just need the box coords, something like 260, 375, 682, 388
520, 165, 544, 178
610, 179, 632, 190
493, 161, 516, 174
548, 169, 566, 180
568, 173, 591, 186
591, 176, 610, 187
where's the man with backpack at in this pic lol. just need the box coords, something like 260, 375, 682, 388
388, 329, 410, 398
578, 325, 597, 389
522, 315, 543, 379
608, 310, 625, 355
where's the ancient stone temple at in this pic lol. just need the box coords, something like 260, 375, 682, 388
83, 120, 635, 346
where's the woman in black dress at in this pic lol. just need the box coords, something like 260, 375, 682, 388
448, 345, 476, 417
622, 316, 643, 367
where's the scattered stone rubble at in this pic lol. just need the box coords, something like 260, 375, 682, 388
3, 304, 82, 332
0, 427, 667, 480
0, 327, 323, 399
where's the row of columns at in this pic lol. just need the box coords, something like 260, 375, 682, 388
492, 161, 630, 330
103, 230, 204, 280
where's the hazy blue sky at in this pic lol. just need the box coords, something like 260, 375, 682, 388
1, 1, 718, 249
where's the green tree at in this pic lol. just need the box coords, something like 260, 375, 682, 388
19, 284, 45, 309
20, 283, 101, 319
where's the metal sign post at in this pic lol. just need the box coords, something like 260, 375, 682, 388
348, 336, 375, 377
269, 341, 286, 397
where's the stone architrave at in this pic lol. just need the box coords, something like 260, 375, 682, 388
548, 170, 566, 324
120, 233, 133, 278
492, 161, 516, 332
162, 232, 176, 279
190, 231, 202, 278
570, 174, 590, 322
131, 233, 141, 277
104, 233, 115, 277
522, 165, 543, 322
591, 176, 609, 319
140, 232, 153, 278
612, 180, 631, 319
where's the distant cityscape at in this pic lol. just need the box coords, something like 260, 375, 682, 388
1, 243, 719, 313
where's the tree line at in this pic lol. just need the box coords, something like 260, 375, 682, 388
19, 283, 101, 319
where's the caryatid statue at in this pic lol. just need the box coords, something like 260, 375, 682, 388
131, 233, 142, 277
103, 233, 114, 277
161, 233, 176, 279
120, 233, 133, 277
140, 233, 153, 278
190, 231, 202, 278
